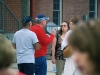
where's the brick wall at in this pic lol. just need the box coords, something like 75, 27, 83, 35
1, 0, 100, 32
98, 1, 100, 18
31, 0, 38, 20
63, 0, 89, 21
2, 0, 100, 24
4, 0, 21, 20
31, 0, 100, 22
33, 0, 53, 22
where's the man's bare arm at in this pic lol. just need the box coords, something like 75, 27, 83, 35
33, 42, 41, 50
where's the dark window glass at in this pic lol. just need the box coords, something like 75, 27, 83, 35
90, 0, 95, 4
53, 3, 57, 10
53, 0, 59, 3
89, 12, 95, 18
56, 3, 59, 10
89, 5, 95, 11
53, 0, 60, 10
53, 11, 60, 25
53, 0, 60, 25
89, 0, 96, 18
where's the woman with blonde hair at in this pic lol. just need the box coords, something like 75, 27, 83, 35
0, 34, 25, 75
68, 19, 100, 75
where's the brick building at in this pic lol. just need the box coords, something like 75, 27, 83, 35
1, 0, 100, 27
0, 0, 100, 40
0, 0, 100, 39
32, 0, 100, 25
0, 0, 100, 56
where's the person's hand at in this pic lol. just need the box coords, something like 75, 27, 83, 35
51, 30, 56, 36
46, 34, 50, 38
52, 58, 56, 64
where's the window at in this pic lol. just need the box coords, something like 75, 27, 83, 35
53, 0, 60, 25
89, 0, 97, 19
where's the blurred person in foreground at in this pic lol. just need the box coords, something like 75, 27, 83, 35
62, 17, 81, 75
68, 19, 100, 75
51, 21, 69, 75
0, 34, 25, 75
12, 16, 40, 75
30, 13, 56, 75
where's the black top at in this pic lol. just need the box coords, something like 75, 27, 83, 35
55, 34, 64, 60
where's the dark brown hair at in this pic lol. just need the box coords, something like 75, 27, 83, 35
59, 21, 69, 35
68, 19, 100, 74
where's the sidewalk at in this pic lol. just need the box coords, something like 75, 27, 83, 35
11, 60, 55, 75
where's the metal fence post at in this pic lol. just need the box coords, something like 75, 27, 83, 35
17, 21, 19, 30
1, 1, 4, 31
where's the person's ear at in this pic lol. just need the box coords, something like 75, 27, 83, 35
41, 20, 44, 25
29, 21, 31, 25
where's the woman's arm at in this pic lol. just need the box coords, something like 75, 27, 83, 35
13, 43, 16, 49
51, 36, 57, 64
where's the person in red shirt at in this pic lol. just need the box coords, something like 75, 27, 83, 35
31, 13, 56, 75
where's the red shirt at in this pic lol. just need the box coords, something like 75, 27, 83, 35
31, 25, 54, 58
18, 72, 26, 75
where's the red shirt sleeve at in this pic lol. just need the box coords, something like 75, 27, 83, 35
18, 72, 26, 75
31, 26, 54, 46
37, 29, 54, 46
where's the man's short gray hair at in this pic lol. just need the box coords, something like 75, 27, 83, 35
36, 20, 42, 24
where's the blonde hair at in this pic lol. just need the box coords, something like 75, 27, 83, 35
0, 34, 15, 69
68, 19, 100, 74
70, 17, 80, 25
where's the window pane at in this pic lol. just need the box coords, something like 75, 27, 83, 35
57, 0, 60, 3
55, 3, 59, 10
53, 11, 55, 19
89, 12, 95, 18
53, 19, 57, 25
53, 3, 56, 10
89, 0, 96, 19
90, 0, 95, 4
53, 11, 60, 25
53, 2, 59, 10
53, 0, 60, 25
53, 0, 59, 3
53, 19, 58, 25
89, 5, 95, 11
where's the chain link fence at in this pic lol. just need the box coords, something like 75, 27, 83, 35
0, 1, 19, 40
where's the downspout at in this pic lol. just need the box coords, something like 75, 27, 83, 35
30, 0, 34, 19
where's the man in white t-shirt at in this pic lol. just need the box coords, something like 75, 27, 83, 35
12, 16, 40, 75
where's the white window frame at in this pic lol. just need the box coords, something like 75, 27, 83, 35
60, 0, 62, 25
95, 0, 97, 18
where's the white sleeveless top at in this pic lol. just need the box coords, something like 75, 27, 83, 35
61, 30, 72, 50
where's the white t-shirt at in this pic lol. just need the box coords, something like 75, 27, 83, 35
12, 29, 38, 64
61, 30, 72, 50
